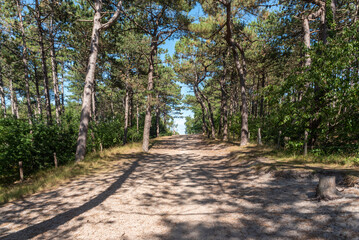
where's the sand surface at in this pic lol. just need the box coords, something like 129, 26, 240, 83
1, 135, 359, 239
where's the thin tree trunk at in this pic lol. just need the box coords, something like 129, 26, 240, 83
220, 55, 228, 141
123, 83, 129, 144
49, 16, 61, 124
33, 59, 42, 116
36, 0, 52, 124
193, 85, 208, 136
16, 0, 32, 124
223, 2, 248, 145
75, 0, 102, 162
129, 89, 133, 127
61, 62, 65, 113
10, 79, 19, 119
156, 93, 160, 137
196, 84, 215, 138
142, 37, 157, 152
0, 65, 6, 117
91, 81, 97, 122
136, 100, 139, 133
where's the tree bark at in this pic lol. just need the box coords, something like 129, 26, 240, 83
123, 82, 129, 144
220, 55, 228, 141
316, 176, 341, 200
75, 0, 122, 161
223, 1, 248, 145
142, 38, 157, 152
193, 85, 208, 136
50, 16, 61, 124
33, 58, 42, 116
156, 93, 160, 138
0, 64, 6, 117
75, 1, 102, 162
196, 84, 216, 138
136, 100, 139, 133
10, 79, 19, 119
16, 0, 32, 124
35, 0, 52, 124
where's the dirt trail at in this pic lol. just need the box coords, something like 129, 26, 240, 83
1, 135, 359, 239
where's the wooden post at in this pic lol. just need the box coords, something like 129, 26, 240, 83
248, 131, 250, 141
19, 161, 24, 182
277, 130, 282, 148
257, 127, 262, 145
304, 130, 308, 156
54, 152, 58, 168
100, 142, 103, 152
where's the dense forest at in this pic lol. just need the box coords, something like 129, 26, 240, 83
0, 0, 358, 183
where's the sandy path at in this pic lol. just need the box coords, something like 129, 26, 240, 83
1, 135, 359, 239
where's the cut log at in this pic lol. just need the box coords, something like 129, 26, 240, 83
316, 176, 341, 201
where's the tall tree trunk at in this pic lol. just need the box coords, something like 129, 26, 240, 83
136, 100, 139, 133
75, 0, 122, 161
156, 93, 160, 137
123, 83, 129, 144
142, 37, 157, 152
91, 81, 97, 122
223, 1, 248, 145
259, 73, 265, 117
193, 85, 208, 136
16, 0, 32, 124
33, 59, 42, 116
220, 55, 228, 141
61, 62, 65, 113
0, 65, 6, 117
35, 0, 52, 124
10, 79, 18, 119
129, 89, 133, 127
196, 84, 215, 138
75, 1, 102, 162
50, 16, 61, 124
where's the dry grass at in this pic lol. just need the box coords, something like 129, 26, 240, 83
228, 143, 359, 182
0, 142, 142, 205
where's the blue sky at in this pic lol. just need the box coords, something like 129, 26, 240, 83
161, 3, 204, 134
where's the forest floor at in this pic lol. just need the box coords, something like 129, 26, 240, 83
1, 135, 359, 239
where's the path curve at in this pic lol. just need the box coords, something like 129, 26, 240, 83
1, 135, 358, 239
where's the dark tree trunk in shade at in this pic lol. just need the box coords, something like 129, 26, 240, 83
223, 1, 248, 145
0, 65, 6, 117
36, 0, 52, 124
33, 59, 42, 116
16, 0, 32, 124
50, 16, 61, 124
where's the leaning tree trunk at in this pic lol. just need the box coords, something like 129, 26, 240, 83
75, 0, 122, 161
36, 0, 52, 124
16, 0, 32, 124
142, 40, 157, 152
75, 1, 102, 162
